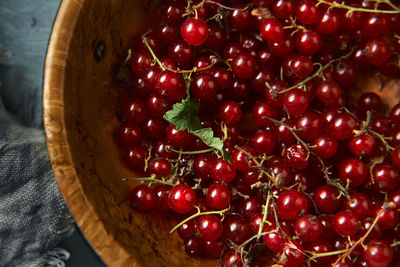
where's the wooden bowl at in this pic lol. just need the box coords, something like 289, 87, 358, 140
43, 0, 400, 266
43, 0, 219, 266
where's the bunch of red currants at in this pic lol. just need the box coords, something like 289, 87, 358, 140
115, 0, 400, 266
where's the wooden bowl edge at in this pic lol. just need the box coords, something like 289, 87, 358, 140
42, 0, 136, 266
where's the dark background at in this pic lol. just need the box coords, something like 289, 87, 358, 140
0, 1, 105, 266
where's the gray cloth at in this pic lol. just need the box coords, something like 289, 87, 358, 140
0, 1, 74, 266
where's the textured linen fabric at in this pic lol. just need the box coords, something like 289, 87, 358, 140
0, 1, 74, 266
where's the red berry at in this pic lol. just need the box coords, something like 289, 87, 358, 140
231, 146, 256, 172
155, 71, 187, 100
333, 211, 358, 237
130, 185, 156, 212
121, 98, 147, 124
125, 146, 148, 171
165, 124, 194, 147
146, 92, 172, 117
263, 223, 288, 252
219, 100, 242, 125
177, 219, 196, 239
392, 145, 400, 169
312, 134, 338, 159
168, 184, 197, 214
316, 10, 340, 34
260, 18, 284, 43
153, 185, 170, 212
223, 215, 252, 245
204, 239, 225, 258
375, 206, 399, 230
348, 133, 376, 156
294, 214, 323, 242
277, 190, 310, 220
283, 88, 309, 116
338, 158, 368, 188
253, 101, 278, 126
316, 79, 342, 104
284, 143, 309, 170
184, 235, 205, 257
307, 239, 333, 264
231, 52, 256, 79
227, 4, 253, 30
148, 158, 172, 178
222, 249, 243, 267
295, 111, 323, 141
278, 240, 304, 267
272, 0, 295, 19
205, 23, 227, 50
363, 14, 391, 38
211, 159, 237, 182
295, 0, 320, 25
363, 240, 393, 267
329, 113, 357, 141
295, 30, 322, 56
343, 193, 372, 220
143, 118, 166, 140
372, 163, 399, 192
206, 182, 231, 209
193, 154, 214, 179
115, 123, 142, 146
167, 40, 194, 66
363, 38, 391, 66
130, 50, 153, 77
180, 17, 209, 46
197, 214, 223, 241
191, 73, 217, 99
390, 103, 400, 126
251, 130, 277, 154
313, 185, 342, 214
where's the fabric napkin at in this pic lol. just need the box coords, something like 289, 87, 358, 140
0, 1, 75, 266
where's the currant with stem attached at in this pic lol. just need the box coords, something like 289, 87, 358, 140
118, 0, 400, 264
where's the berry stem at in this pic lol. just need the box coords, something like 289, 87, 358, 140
367, 128, 394, 151
142, 35, 166, 71
309, 204, 389, 263
234, 145, 275, 181
391, 241, 400, 247
356, 110, 374, 134
257, 191, 272, 241
236, 229, 278, 263
144, 146, 153, 172
332, 204, 387, 265
271, 51, 353, 95
311, 151, 350, 198
169, 206, 230, 234
167, 146, 215, 155
316, 0, 400, 13
272, 63, 324, 95
122, 175, 175, 187
263, 117, 311, 159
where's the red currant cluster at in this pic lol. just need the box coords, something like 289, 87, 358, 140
115, 0, 400, 266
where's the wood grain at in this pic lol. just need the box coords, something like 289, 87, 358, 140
43, 0, 218, 266
43, 1, 400, 267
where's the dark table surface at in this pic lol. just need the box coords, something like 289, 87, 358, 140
0, 1, 106, 266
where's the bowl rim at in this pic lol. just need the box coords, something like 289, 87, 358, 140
43, 1, 134, 266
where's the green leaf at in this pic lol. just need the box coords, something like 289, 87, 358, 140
163, 98, 201, 131
222, 150, 231, 162
191, 128, 231, 162
191, 128, 224, 151
163, 75, 229, 160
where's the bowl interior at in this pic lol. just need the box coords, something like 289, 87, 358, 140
44, 1, 400, 266
44, 0, 218, 266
